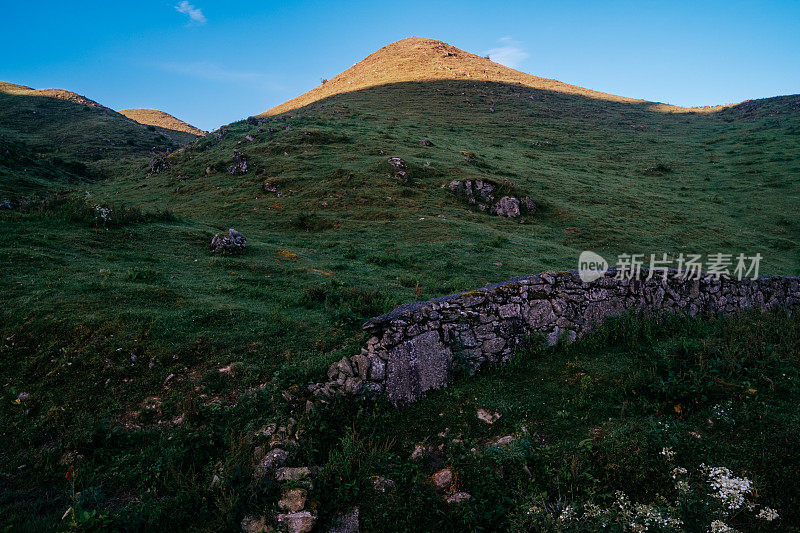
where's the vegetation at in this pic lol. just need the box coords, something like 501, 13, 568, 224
0, 39, 798, 529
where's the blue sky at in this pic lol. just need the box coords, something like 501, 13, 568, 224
2, 0, 799, 131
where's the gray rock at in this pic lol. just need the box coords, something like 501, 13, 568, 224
490, 196, 521, 218
446, 492, 472, 504
279, 488, 307, 513
431, 468, 454, 492
384, 331, 450, 404
274, 466, 311, 481
210, 228, 247, 254
228, 150, 248, 174
277, 511, 315, 533
254, 448, 288, 477
477, 409, 501, 424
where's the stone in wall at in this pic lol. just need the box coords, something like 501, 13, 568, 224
308, 269, 799, 405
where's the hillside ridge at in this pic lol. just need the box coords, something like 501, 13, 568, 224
260, 36, 730, 116
119, 108, 205, 137
0, 80, 106, 109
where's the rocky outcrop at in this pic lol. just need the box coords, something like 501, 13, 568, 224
147, 152, 169, 175
309, 269, 799, 404
209, 228, 247, 254
228, 150, 248, 174
448, 179, 535, 218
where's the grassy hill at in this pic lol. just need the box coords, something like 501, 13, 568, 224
1, 39, 798, 531
0, 82, 192, 198
119, 108, 205, 145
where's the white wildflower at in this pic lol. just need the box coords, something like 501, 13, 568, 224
93, 205, 112, 222
702, 465, 752, 511
558, 505, 575, 522
709, 519, 735, 533
756, 506, 779, 521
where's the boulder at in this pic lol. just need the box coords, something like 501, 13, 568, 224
446, 492, 472, 504
387, 157, 407, 169
274, 466, 311, 481
279, 488, 307, 513
431, 468, 455, 492
277, 511, 315, 533
253, 447, 287, 477
477, 408, 501, 424
490, 196, 520, 218
448, 179, 533, 218
210, 228, 247, 254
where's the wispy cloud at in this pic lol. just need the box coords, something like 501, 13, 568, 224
485, 37, 529, 69
156, 61, 284, 90
175, 1, 206, 25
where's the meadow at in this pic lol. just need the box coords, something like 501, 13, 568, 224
1, 78, 798, 530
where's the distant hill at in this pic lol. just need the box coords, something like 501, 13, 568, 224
119, 108, 205, 144
260, 37, 766, 116
0, 81, 197, 197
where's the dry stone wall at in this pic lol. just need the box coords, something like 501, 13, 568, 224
308, 269, 800, 405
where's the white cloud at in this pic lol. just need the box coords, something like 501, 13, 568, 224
175, 1, 206, 25
485, 37, 529, 69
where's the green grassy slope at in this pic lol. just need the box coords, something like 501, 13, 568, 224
0, 82, 183, 198
0, 73, 798, 530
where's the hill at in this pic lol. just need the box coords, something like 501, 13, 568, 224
119, 108, 205, 144
0, 81, 194, 198
1, 39, 799, 531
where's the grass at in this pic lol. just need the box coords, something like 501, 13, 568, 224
0, 85, 181, 198
0, 76, 798, 530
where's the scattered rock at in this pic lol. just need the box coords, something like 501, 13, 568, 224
490, 196, 520, 218
205, 166, 211, 176
279, 488, 307, 513
328, 507, 359, 533
210, 228, 247, 254
387, 157, 406, 170
477, 408, 501, 424
0, 199, 14, 210
228, 150, 248, 174
245, 134, 255, 142
448, 179, 535, 218
148, 153, 169, 175
371, 476, 396, 493
490, 435, 515, 447
254, 447, 288, 477
277, 511, 315, 533
419, 139, 433, 146
410, 444, 428, 460
446, 492, 472, 504
241, 515, 271, 533
275, 466, 311, 481
431, 468, 455, 492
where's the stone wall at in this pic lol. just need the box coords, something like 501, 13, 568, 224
308, 269, 800, 405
